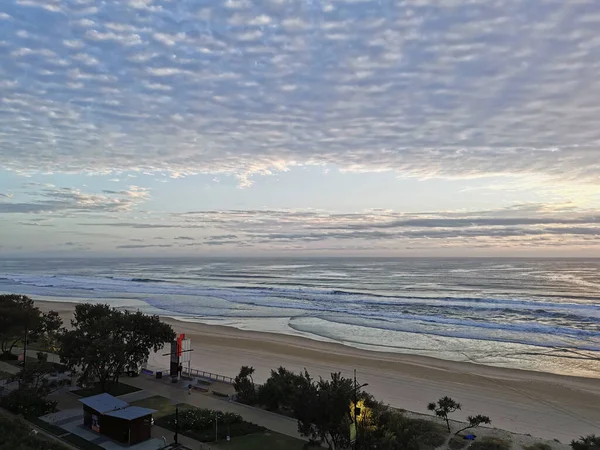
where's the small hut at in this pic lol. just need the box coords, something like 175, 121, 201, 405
79, 393, 156, 445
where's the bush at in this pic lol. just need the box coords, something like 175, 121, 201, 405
413, 419, 447, 450
450, 436, 468, 450
187, 420, 266, 442
0, 388, 57, 418
470, 437, 511, 450
571, 436, 600, 450
156, 407, 265, 442
524, 443, 553, 450
212, 391, 229, 398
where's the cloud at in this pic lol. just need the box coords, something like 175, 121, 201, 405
116, 244, 174, 249
0, 186, 149, 214
0, 0, 599, 189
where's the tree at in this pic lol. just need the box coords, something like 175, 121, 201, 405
0, 387, 57, 418
571, 435, 600, 450
0, 295, 60, 358
35, 310, 63, 352
428, 396, 462, 433
14, 359, 60, 395
59, 303, 175, 392
258, 366, 306, 412
454, 415, 491, 436
293, 371, 354, 450
233, 366, 257, 405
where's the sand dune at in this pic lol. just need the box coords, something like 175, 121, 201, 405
36, 300, 600, 442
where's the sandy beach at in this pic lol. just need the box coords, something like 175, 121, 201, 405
36, 300, 600, 443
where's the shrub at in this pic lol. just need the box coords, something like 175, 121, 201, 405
450, 436, 468, 450
233, 366, 257, 405
0, 387, 57, 418
0, 414, 69, 450
524, 443, 553, 450
571, 435, 600, 450
156, 407, 265, 442
470, 437, 511, 450
411, 419, 447, 450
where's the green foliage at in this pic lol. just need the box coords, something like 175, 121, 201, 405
571, 435, 600, 450
470, 437, 511, 450
523, 443, 552, 450
156, 407, 265, 442
233, 365, 257, 405
59, 303, 175, 392
449, 436, 468, 450
454, 414, 492, 436
427, 396, 462, 433
258, 366, 307, 413
292, 371, 354, 450
413, 419, 448, 450
0, 294, 62, 358
360, 408, 446, 450
14, 360, 63, 396
0, 414, 69, 450
0, 387, 57, 418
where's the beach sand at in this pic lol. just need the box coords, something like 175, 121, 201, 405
36, 300, 600, 443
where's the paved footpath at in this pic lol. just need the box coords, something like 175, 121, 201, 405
126, 375, 304, 441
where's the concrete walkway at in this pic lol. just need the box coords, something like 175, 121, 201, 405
126, 375, 304, 440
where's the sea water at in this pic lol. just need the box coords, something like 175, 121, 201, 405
1, 257, 599, 378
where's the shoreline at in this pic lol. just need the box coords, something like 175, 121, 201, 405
34, 299, 600, 442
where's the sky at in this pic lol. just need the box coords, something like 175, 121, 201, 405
1, 0, 600, 257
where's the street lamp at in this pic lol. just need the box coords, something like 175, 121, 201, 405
353, 369, 368, 450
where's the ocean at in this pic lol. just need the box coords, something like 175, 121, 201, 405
1, 257, 599, 379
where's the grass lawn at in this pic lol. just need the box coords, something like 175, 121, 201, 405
72, 381, 140, 397
0, 413, 71, 450
0, 370, 14, 380
130, 395, 187, 418
217, 431, 318, 450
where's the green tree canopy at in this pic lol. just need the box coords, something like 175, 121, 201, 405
258, 366, 307, 412
59, 303, 175, 392
293, 371, 354, 450
233, 365, 257, 405
571, 435, 600, 450
428, 396, 462, 433
0, 294, 62, 357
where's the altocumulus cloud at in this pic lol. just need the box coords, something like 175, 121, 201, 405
1, 0, 600, 186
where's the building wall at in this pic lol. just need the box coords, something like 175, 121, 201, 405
129, 415, 152, 445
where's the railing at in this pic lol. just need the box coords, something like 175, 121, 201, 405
182, 367, 234, 384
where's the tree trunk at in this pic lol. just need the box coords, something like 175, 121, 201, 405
445, 418, 451, 433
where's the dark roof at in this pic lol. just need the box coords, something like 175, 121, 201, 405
105, 406, 157, 421
78, 393, 129, 414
